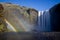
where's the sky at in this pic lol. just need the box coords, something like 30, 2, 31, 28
0, 0, 60, 11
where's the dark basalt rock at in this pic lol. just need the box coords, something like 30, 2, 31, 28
49, 3, 60, 31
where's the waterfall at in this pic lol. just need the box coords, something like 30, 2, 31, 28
37, 10, 51, 32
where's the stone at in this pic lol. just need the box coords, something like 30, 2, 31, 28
49, 3, 60, 31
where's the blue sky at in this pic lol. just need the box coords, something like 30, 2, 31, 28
0, 0, 60, 11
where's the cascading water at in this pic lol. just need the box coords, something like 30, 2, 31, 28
37, 10, 51, 32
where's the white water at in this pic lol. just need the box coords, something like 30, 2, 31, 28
37, 10, 51, 32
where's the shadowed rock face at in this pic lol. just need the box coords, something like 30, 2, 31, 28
27, 9, 38, 24
0, 4, 4, 13
49, 3, 60, 31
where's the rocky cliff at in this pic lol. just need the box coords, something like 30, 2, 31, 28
49, 3, 60, 31
0, 3, 38, 32
0, 3, 7, 32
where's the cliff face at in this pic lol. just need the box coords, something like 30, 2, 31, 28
0, 4, 7, 32
0, 3, 38, 32
49, 3, 60, 31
